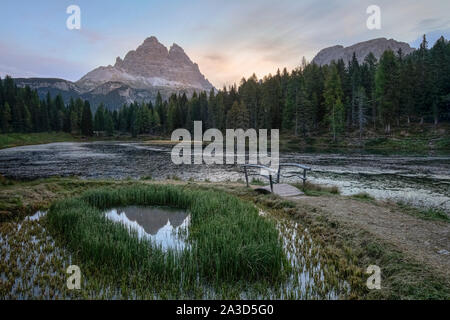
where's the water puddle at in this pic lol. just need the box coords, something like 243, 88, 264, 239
258, 209, 349, 299
104, 206, 190, 251
26, 210, 47, 221
1, 214, 74, 299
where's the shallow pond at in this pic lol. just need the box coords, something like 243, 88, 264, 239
104, 206, 190, 251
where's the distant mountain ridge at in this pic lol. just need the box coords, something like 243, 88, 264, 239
312, 38, 415, 66
14, 37, 214, 110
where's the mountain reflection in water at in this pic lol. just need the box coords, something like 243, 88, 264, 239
105, 206, 190, 251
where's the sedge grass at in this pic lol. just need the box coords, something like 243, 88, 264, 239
45, 185, 286, 292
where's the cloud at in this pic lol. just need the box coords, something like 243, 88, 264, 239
183, 1, 345, 86
0, 65, 40, 78
0, 41, 88, 80
203, 53, 228, 63
415, 18, 450, 31
78, 28, 107, 43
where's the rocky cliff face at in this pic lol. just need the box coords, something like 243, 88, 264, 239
14, 36, 214, 110
77, 36, 213, 93
312, 38, 415, 66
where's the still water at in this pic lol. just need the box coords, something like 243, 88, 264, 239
105, 206, 190, 251
0, 141, 449, 211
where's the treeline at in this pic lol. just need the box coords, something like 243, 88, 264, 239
0, 77, 94, 136
1, 35, 449, 140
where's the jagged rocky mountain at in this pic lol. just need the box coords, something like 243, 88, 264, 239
77, 36, 213, 93
14, 37, 214, 110
312, 38, 415, 66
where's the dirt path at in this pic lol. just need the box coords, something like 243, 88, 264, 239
293, 195, 450, 277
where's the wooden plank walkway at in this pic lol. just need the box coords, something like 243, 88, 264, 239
252, 183, 304, 198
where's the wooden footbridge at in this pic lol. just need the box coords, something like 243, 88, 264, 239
243, 163, 311, 198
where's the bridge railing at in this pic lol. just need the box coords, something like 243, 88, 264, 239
242, 164, 277, 192
276, 163, 311, 187
242, 163, 312, 192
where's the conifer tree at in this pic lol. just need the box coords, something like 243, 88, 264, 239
81, 101, 93, 136
226, 101, 250, 129
375, 50, 399, 133
104, 112, 114, 136
1, 102, 11, 133
324, 65, 345, 141
296, 82, 313, 137
94, 104, 106, 131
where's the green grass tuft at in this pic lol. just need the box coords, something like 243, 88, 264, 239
397, 202, 449, 223
292, 181, 340, 196
351, 192, 375, 201
46, 185, 286, 287
0, 132, 76, 150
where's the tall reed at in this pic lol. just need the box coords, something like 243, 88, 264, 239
46, 185, 286, 286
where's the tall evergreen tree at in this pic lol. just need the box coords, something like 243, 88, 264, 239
296, 82, 313, 137
349, 53, 361, 127
1, 102, 11, 133
356, 86, 368, 140
0, 76, 4, 107
226, 101, 250, 129
81, 101, 93, 136
104, 112, 114, 136
282, 75, 298, 132
375, 50, 399, 133
155, 92, 166, 132
324, 65, 345, 141
94, 104, 106, 131
361, 53, 378, 128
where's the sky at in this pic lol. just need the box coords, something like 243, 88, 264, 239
1, 0, 449, 88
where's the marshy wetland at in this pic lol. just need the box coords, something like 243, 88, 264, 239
0, 141, 449, 300
0, 141, 448, 211
1, 184, 351, 299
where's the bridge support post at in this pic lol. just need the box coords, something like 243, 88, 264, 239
303, 169, 307, 188
277, 167, 281, 184
244, 166, 249, 187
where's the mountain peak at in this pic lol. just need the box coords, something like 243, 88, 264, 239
170, 43, 183, 51
77, 36, 214, 101
312, 38, 415, 66
143, 36, 160, 45
169, 43, 192, 64
131, 36, 169, 61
